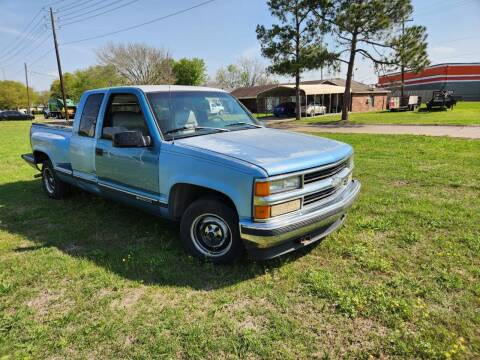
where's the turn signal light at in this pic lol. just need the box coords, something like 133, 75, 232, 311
255, 182, 270, 196
254, 205, 271, 219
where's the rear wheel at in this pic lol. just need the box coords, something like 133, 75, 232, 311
180, 197, 244, 264
42, 160, 70, 199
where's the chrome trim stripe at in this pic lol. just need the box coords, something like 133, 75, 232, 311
54, 166, 73, 175
97, 182, 168, 206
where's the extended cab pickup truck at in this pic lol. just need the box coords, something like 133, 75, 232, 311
22, 86, 360, 263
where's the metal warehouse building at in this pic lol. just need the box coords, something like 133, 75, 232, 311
378, 63, 480, 101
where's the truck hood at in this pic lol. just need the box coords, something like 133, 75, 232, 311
175, 127, 353, 176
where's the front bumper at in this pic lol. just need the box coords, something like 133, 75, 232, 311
240, 179, 361, 260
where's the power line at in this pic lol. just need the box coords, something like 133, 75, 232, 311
62, 0, 216, 45
0, 10, 45, 59
58, 0, 114, 19
30, 70, 58, 78
60, 0, 140, 26
57, 0, 104, 13
10, 46, 55, 78
1, 32, 51, 68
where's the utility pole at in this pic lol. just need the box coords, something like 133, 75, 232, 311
400, 18, 413, 97
49, 7, 69, 122
24, 63, 31, 116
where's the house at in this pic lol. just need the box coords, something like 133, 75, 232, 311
378, 63, 480, 101
231, 78, 389, 114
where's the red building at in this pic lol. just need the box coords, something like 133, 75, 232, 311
378, 63, 480, 101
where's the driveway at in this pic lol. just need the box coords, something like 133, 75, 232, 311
269, 122, 480, 139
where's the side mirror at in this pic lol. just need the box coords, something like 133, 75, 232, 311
113, 131, 152, 148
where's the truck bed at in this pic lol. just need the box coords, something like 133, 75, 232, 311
30, 122, 73, 166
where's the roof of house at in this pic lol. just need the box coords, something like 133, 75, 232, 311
231, 78, 389, 98
260, 84, 345, 96
230, 84, 278, 99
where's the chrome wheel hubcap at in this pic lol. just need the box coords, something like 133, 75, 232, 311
191, 214, 232, 257
44, 167, 55, 194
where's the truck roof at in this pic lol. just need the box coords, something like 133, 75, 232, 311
87, 85, 228, 94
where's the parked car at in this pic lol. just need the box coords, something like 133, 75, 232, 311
301, 104, 327, 116
0, 110, 34, 120
22, 85, 360, 263
208, 98, 225, 115
273, 102, 296, 117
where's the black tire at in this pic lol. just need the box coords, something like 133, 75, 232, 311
42, 160, 70, 199
180, 196, 244, 264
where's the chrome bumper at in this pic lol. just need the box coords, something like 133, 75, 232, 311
240, 180, 361, 259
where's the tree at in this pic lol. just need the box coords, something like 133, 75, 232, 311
96, 42, 175, 85
50, 65, 125, 102
50, 73, 75, 100
215, 57, 275, 91
36, 90, 50, 106
312, 0, 427, 121
390, 24, 430, 96
172, 58, 207, 86
257, 0, 337, 119
0, 80, 36, 109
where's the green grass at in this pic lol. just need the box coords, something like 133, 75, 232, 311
297, 101, 480, 126
1, 121, 479, 358
254, 113, 273, 119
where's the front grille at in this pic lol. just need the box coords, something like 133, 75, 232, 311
303, 185, 339, 206
304, 160, 348, 184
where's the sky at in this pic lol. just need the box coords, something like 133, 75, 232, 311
0, 0, 479, 91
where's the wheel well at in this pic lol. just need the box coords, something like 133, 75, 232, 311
169, 183, 237, 220
33, 151, 49, 167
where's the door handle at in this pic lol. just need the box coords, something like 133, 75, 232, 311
95, 147, 104, 156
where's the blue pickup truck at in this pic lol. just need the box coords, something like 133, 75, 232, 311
22, 85, 360, 263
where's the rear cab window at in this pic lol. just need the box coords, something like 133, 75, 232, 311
78, 93, 104, 137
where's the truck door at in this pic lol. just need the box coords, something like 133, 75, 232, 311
70, 92, 105, 183
94, 91, 160, 201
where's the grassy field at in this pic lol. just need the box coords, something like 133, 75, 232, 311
1, 121, 479, 359
295, 102, 480, 126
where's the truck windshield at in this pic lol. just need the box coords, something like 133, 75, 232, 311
147, 91, 261, 140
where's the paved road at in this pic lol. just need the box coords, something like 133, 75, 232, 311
270, 123, 480, 139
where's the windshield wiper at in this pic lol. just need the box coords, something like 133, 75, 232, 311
164, 126, 231, 136
225, 122, 262, 128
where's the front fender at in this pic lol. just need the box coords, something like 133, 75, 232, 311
160, 146, 264, 221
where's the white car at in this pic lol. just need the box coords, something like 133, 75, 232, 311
208, 99, 225, 115
301, 104, 326, 116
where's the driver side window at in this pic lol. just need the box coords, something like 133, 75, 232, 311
101, 93, 150, 140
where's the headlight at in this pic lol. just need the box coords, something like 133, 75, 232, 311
255, 176, 301, 196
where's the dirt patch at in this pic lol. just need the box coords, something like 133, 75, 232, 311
110, 286, 146, 311
26, 288, 73, 320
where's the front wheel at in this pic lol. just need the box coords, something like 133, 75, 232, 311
180, 197, 244, 264
42, 160, 70, 199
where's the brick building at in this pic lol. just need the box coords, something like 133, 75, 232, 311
231, 78, 389, 114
